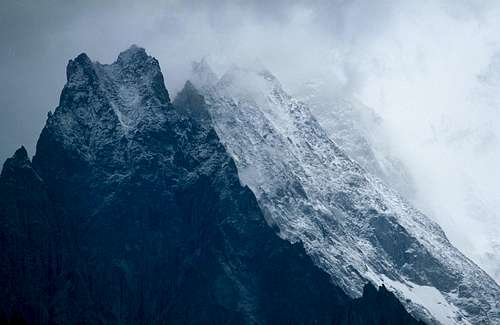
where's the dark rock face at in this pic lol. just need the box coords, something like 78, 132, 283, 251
335, 284, 425, 325
0, 46, 423, 324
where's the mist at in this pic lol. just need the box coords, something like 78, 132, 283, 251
1, 0, 499, 281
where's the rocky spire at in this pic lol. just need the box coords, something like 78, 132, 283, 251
0, 146, 30, 178
173, 81, 211, 123
190, 58, 219, 89
116, 44, 149, 66
38, 45, 173, 167
65, 52, 96, 85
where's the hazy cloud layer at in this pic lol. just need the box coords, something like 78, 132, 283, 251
1, 0, 499, 281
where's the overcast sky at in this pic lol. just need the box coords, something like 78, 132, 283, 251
1, 0, 499, 281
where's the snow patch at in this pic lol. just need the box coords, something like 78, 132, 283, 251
365, 269, 470, 325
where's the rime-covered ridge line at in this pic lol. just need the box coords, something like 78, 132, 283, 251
191, 61, 500, 325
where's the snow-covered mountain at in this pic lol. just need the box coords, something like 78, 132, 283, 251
297, 77, 500, 286
296, 65, 500, 287
293, 80, 416, 201
190, 61, 500, 325
0, 46, 426, 324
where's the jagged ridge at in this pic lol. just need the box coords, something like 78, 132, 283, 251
0, 46, 423, 324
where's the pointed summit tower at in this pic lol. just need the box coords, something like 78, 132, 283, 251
190, 58, 219, 90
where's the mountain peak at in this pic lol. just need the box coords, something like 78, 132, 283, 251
74, 52, 92, 65
191, 58, 218, 89
13, 146, 28, 162
66, 52, 96, 85
116, 44, 149, 66
173, 81, 211, 123
216, 64, 285, 103
1, 146, 31, 179
44, 46, 171, 161
182, 80, 197, 93
110, 45, 170, 105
